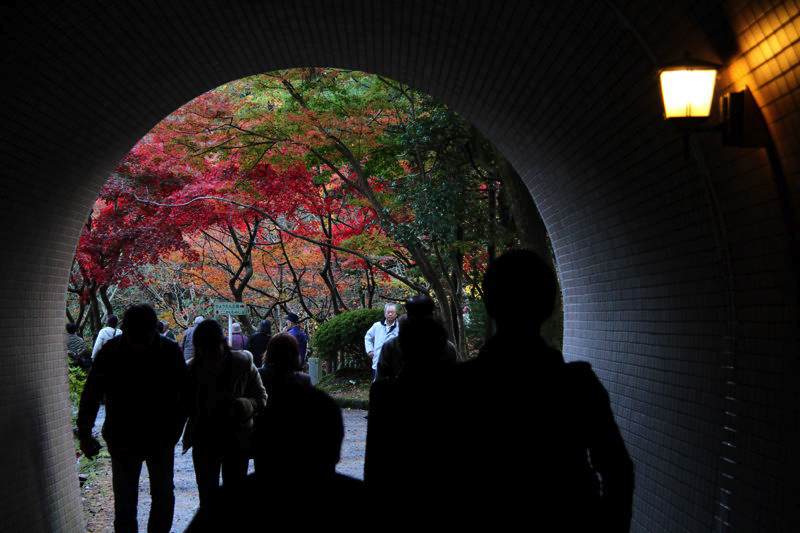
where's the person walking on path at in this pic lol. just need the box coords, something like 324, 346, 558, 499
91, 314, 122, 359
284, 313, 308, 368
183, 319, 267, 508
181, 316, 204, 361
186, 387, 366, 532
376, 295, 458, 380
449, 250, 635, 530
227, 322, 248, 350
254, 333, 312, 471
158, 320, 176, 341
365, 314, 457, 512
245, 319, 272, 368
364, 303, 399, 381
257, 333, 312, 405
65, 322, 92, 370
77, 304, 188, 533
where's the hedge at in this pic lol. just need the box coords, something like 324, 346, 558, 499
312, 307, 384, 367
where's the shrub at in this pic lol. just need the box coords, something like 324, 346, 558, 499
68, 362, 87, 422
312, 308, 384, 368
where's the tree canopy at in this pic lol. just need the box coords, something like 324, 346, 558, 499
68, 67, 558, 356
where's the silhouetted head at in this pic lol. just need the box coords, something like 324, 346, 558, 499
483, 250, 557, 331
65, 322, 78, 335
121, 304, 158, 344
193, 319, 229, 362
286, 312, 300, 326
405, 294, 435, 319
266, 333, 301, 372
259, 319, 272, 334
106, 315, 118, 328
398, 316, 448, 372
256, 387, 343, 476
157, 320, 166, 334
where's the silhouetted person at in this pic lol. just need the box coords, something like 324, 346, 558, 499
65, 322, 91, 370
257, 333, 312, 405
376, 294, 459, 379
245, 319, 272, 367
364, 314, 460, 519
186, 387, 366, 532
183, 319, 267, 508
450, 250, 634, 530
77, 304, 187, 533
92, 314, 121, 359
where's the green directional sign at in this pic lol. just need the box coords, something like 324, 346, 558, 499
214, 301, 248, 315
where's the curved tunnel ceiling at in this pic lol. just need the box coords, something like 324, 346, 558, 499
1, 1, 798, 531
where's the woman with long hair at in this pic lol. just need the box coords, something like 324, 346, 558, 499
258, 333, 311, 404
183, 319, 267, 507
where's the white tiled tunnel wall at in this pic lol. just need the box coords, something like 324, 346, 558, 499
1, 1, 797, 531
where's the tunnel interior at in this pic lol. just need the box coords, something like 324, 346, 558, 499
1, 2, 798, 531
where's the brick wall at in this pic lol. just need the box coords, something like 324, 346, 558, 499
0, 1, 796, 531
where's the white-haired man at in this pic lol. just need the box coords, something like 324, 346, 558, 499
364, 303, 399, 381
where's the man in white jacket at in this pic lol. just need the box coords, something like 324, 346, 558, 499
91, 315, 122, 359
364, 303, 399, 381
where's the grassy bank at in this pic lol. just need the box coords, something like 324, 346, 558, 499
316, 368, 371, 410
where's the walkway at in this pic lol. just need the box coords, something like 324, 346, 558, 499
126, 407, 367, 531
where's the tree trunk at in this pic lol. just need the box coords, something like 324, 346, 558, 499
88, 283, 101, 339
99, 284, 114, 320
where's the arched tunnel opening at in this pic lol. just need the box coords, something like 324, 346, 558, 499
67, 66, 563, 529
1, 2, 798, 532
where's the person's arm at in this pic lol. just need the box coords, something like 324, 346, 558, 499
376, 338, 397, 380
91, 328, 107, 358
233, 361, 268, 421
77, 348, 107, 456
578, 364, 634, 532
364, 324, 376, 356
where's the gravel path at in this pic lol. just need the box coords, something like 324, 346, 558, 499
334, 408, 367, 480
120, 407, 367, 532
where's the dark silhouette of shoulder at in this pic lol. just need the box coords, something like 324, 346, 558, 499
185, 472, 366, 532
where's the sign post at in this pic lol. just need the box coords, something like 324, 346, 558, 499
213, 301, 248, 346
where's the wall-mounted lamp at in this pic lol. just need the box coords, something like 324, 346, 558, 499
658, 55, 769, 147
659, 57, 719, 121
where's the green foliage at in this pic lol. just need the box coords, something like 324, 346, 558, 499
464, 298, 489, 358
68, 363, 87, 411
312, 308, 384, 363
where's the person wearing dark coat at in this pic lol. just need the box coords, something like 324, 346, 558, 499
77, 304, 187, 533
364, 314, 458, 520
186, 387, 367, 532
245, 319, 272, 368
257, 333, 312, 405
284, 312, 309, 367
375, 294, 459, 380
65, 322, 92, 370
183, 319, 267, 508
448, 250, 635, 530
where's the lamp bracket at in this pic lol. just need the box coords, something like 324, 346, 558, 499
720, 87, 769, 147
